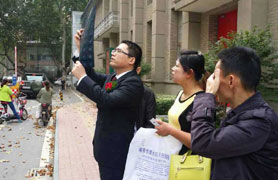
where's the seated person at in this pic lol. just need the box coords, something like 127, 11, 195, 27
0, 78, 21, 122
36, 80, 54, 120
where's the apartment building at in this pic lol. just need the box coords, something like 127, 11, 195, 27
84, 0, 278, 94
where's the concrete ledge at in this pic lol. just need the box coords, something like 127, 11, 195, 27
53, 112, 59, 180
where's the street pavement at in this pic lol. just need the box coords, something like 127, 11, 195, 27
54, 88, 100, 180
0, 96, 48, 180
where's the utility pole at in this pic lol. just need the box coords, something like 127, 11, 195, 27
14, 46, 17, 77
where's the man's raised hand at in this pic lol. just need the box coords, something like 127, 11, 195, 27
206, 69, 220, 95
74, 29, 84, 52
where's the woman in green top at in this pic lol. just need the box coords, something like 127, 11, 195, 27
155, 50, 208, 154
36, 80, 54, 120
36, 80, 54, 105
0, 79, 21, 122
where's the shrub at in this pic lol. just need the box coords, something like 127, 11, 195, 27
95, 68, 106, 74
139, 61, 151, 77
156, 94, 176, 115
205, 27, 278, 87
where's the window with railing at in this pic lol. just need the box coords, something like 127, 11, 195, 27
94, 11, 119, 39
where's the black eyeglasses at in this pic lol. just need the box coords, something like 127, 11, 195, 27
112, 48, 133, 57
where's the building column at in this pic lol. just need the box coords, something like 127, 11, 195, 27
237, 0, 268, 31
110, 0, 118, 13
109, 33, 119, 48
167, 9, 178, 80
151, 0, 166, 86
119, 0, 129, 41
151, 0, 167, 93
71, 11, 83, 69
132, 0, 144, 47
181, 12, 201, 50
102, 0, 109, 18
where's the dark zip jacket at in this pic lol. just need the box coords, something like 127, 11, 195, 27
191, 92, 278, 180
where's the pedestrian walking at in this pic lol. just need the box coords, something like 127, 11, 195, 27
61, 76, 66, 91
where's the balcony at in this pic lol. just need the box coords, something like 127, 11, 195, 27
174, 0, 233, 13
94, 11, 119, 40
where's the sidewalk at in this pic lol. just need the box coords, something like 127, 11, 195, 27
54, 97, 100, 180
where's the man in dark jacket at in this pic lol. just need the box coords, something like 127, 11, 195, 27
191, 46, 278, 180
72, 39, 144, 180
136, 66, 156, 129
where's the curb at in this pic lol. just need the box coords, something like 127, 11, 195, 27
53, 111, 59, 180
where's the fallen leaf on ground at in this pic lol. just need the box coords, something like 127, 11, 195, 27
0, 160, 10, 163
5, 150, 12, 154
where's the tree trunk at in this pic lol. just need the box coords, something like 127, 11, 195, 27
2, 43, 15, 67
61, 15, 66, 76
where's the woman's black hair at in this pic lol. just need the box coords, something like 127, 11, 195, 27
44, 80, 50, 91
1, 79, 8, 88
179, 50, 206, 81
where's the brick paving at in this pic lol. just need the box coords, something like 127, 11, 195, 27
55, 101, 100, 180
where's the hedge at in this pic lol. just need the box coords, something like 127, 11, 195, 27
156, 94, 176, 115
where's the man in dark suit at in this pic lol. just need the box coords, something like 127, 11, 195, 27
136, 66, 156, 129
72, 37, 144, 180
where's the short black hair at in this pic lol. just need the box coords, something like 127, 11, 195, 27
121, 40, 142, 70
218, 46, 261, 91
1, 78, 8, 87
179, 50, 206, 81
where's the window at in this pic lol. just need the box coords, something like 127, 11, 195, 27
147, 0, 152, 5
130, 0, 133, 17
26, 75, 44, 81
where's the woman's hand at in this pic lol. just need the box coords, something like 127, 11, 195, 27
155, 119, 173, 136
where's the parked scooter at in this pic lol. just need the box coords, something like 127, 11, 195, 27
41, 103, 51, 126
0, 93, 28, 124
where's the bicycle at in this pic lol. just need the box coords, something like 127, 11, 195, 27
0, 92, 28, 124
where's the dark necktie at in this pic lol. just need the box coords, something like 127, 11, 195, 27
111, 75, 117, 81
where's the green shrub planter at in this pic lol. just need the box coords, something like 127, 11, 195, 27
156, 94, 176, 116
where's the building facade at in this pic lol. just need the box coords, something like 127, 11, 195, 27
88, 0, 278, 95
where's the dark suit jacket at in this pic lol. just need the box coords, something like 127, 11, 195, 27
77, 69, 144, 170
137, 86, 156, 129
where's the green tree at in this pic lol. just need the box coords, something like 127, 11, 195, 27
0, 0, 88, 75
55, 0, 89, 75
205, 27, 278, 88
0, 0, 32, 71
